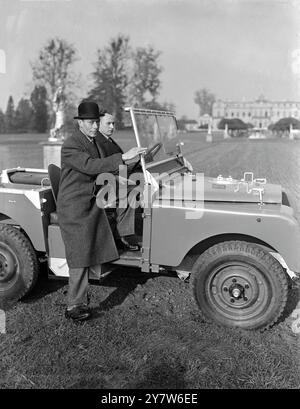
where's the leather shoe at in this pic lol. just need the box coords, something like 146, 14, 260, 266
65, 305, 92, 322
118, 237, 140, 251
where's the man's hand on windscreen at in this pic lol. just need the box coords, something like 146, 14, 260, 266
122, 147, 147, 162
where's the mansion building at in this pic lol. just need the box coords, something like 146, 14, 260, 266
211, 96, 300, 129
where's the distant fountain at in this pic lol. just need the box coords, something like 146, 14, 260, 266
206, 118, 212, 142
289, 123, 294, 140
224, 123, 230, 139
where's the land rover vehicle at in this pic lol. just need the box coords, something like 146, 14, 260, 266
0, 107, 299, 330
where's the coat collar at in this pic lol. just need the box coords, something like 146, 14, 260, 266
94, 132, 108, 158
73, 128, 104, 158
98, 132, 123, 151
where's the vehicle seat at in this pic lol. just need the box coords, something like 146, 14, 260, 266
48, 164, 61, 225
48, 164, 61, 204
50, 212, 59, 224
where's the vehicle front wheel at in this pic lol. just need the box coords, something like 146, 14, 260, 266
0, 224, 39, 309
191, 241, 288, 331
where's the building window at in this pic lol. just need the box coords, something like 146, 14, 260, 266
265, 111, 268, 117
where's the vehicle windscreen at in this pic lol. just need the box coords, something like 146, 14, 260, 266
131, 110, 180, 165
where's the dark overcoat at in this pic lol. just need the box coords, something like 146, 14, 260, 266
57, 128, 124, 268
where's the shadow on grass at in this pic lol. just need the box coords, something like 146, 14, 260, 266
20, 262, 178, 320
21, 262, 66, 305
0, 262, 67, 311
89, 267, 174, 320
131, 362, 187, 389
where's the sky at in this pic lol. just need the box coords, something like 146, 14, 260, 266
1, 0, 300, 118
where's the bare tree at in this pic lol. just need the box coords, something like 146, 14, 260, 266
30, 86, 49, 133
88, 35, 130, 127
31, 37, 78, 103
5, 95, 15, 133
127, 46, 163, 107
194, 88, 216, 116
0, 109, 5, 133
15, 98, 34, 133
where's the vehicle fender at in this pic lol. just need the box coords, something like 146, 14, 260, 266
150, 200, 300, 272
0, 188, 47, 252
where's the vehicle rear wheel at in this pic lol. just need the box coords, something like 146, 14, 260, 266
191, 241, 288, 330
0, 224, 39, 308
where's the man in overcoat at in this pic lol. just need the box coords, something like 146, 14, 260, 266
57, 101, 146, 321
96, 110, 142, 246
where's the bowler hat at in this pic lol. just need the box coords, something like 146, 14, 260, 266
74, 101, 100, 120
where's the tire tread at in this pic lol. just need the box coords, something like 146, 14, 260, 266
191, 240, 288, 331
0, 224, 39, 304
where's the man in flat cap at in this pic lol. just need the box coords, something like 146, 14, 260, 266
57, 101, 146, 321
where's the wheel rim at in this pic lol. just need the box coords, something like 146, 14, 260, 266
206, 261, 271, 323
0, 242, 20, 291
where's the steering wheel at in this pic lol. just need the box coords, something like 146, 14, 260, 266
129, 142, 163, 174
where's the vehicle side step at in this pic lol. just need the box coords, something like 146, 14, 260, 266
111, 249, 142, 267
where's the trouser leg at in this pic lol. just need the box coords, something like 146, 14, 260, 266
89, 264, 107, 277
115, 185, 139, 237
115, 206, 136, 237
89, 263, 113, 279
67, 267, 89, 308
